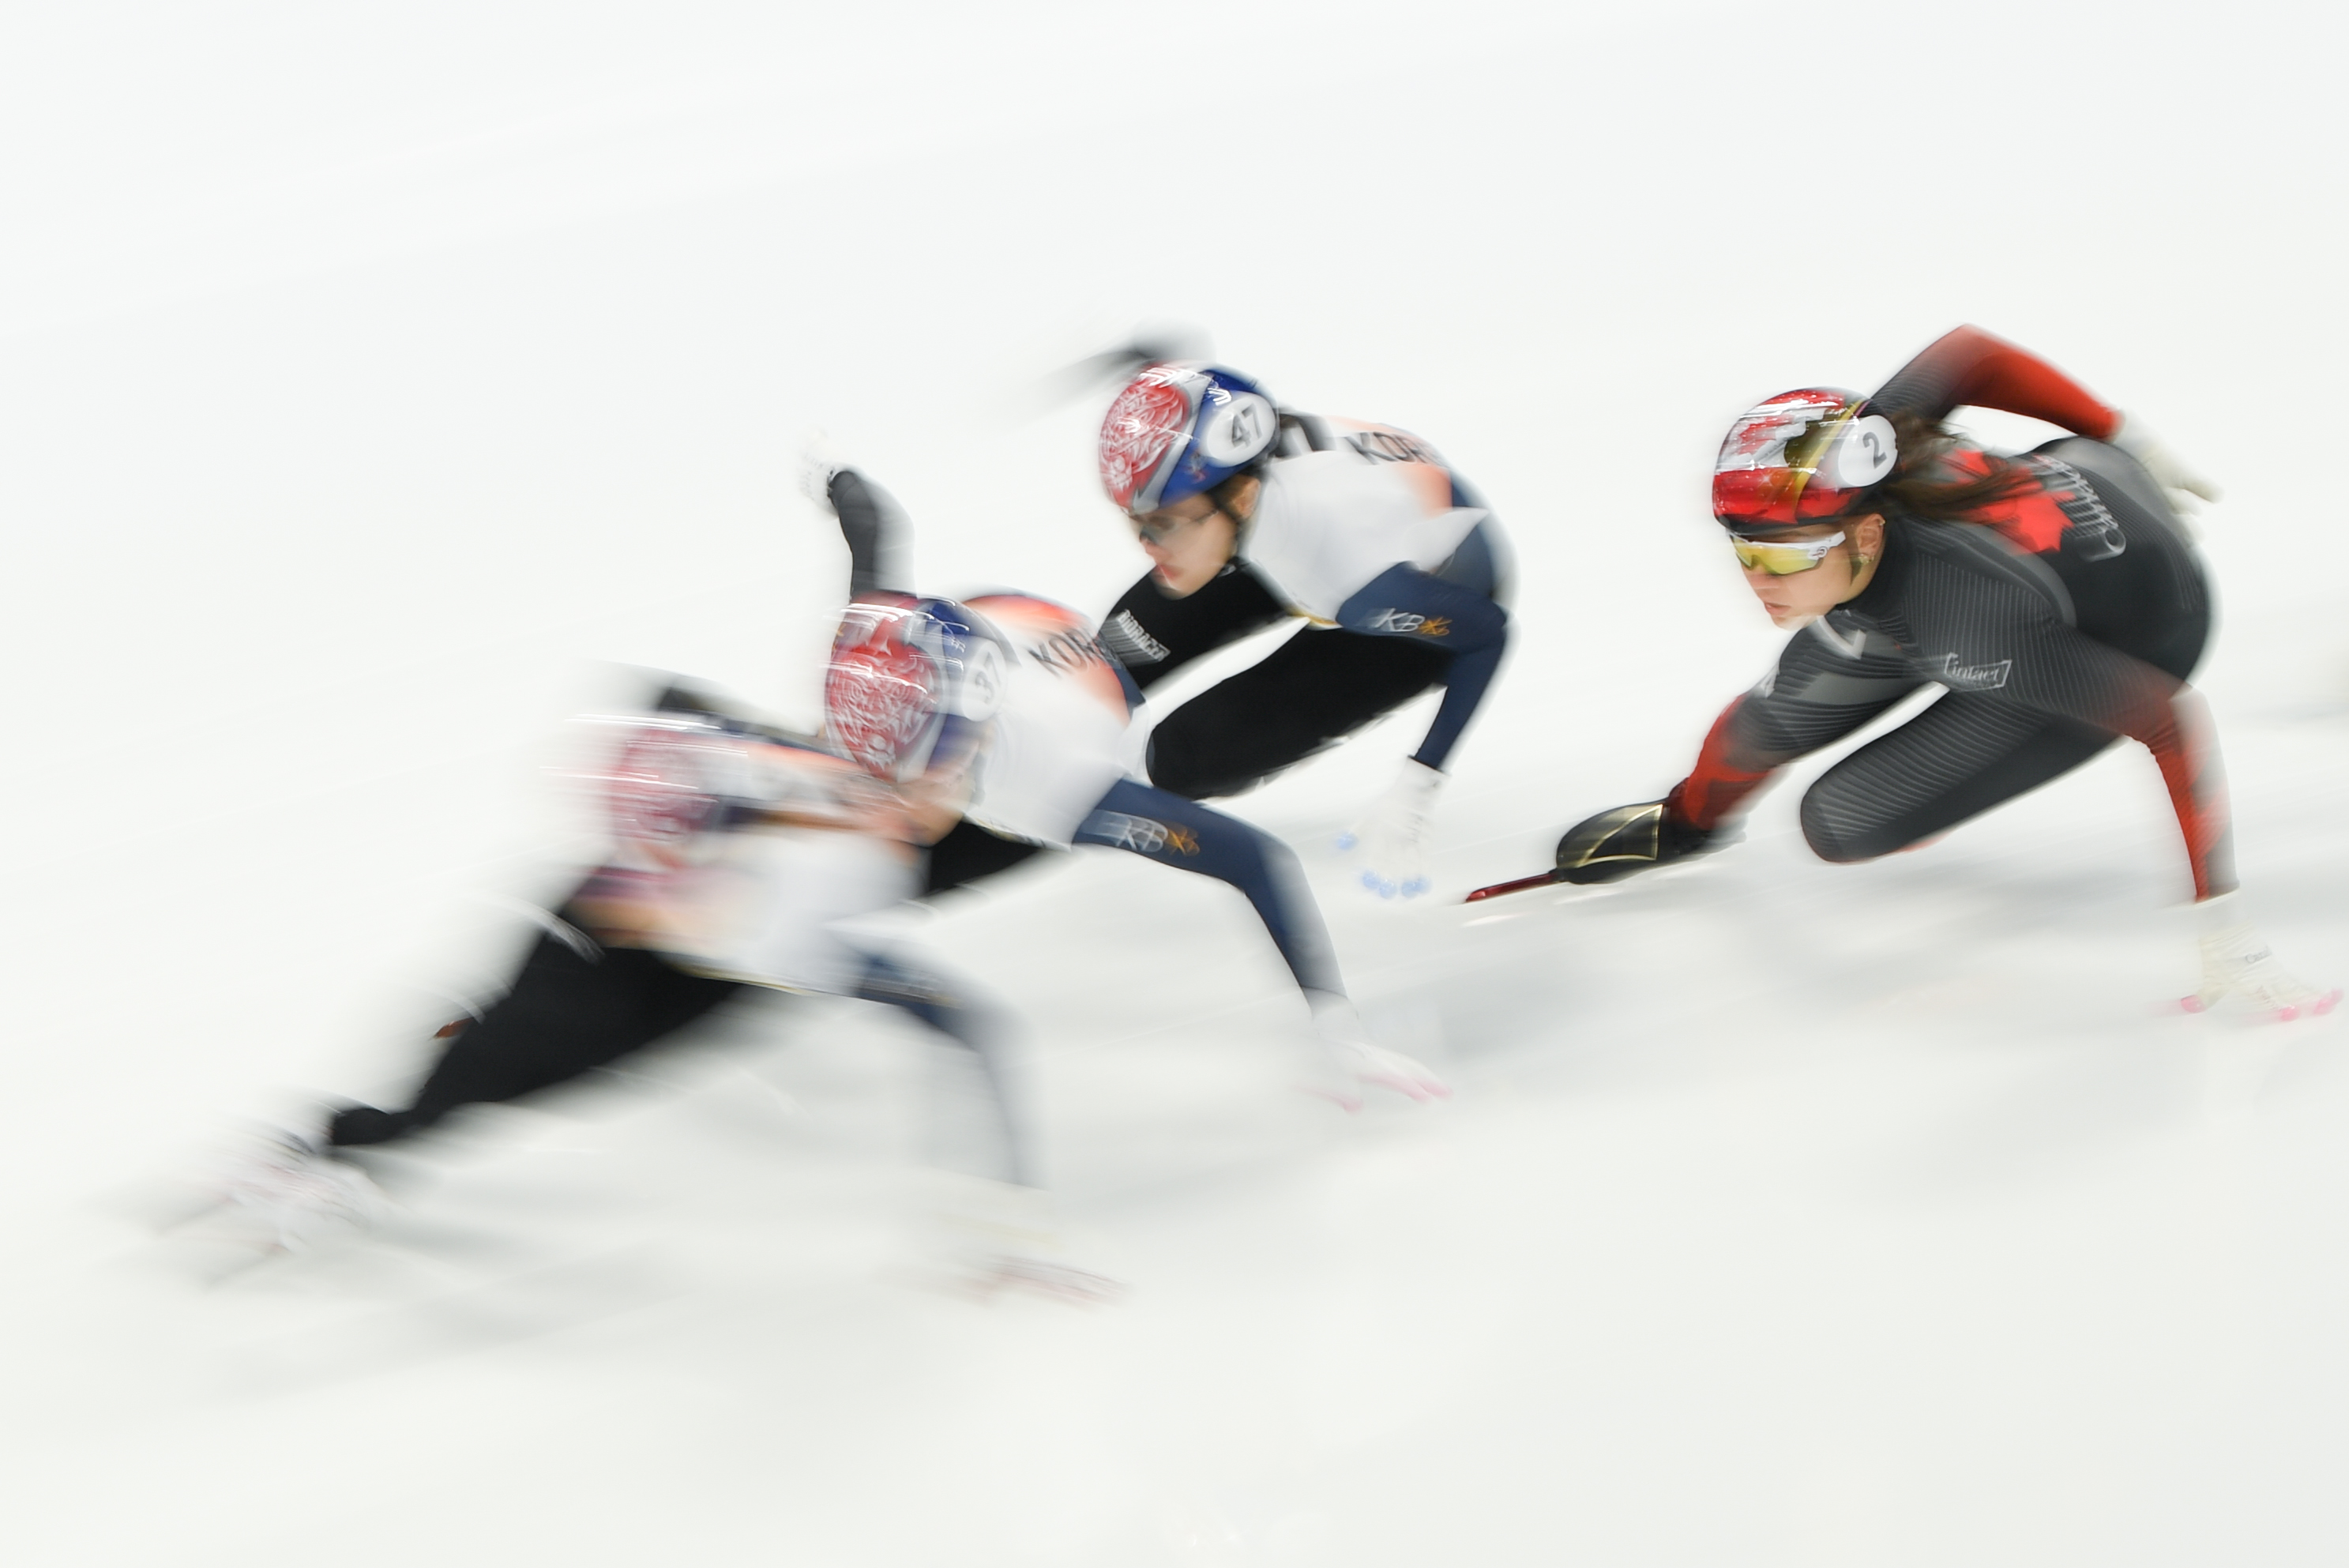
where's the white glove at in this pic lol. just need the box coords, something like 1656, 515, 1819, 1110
1339, 758, 1442, 900
2184, 893, 2340, 1020
1302, 992, 1449, 1107
2110, 412, 2222, 511
799, 428, 852, 506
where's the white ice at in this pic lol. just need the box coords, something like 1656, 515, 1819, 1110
5, 4, 2349, 1563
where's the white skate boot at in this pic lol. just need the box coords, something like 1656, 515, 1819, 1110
187, 1129, 387, 1253
916, 1173, 1124, 1305
2184, 893, 2340, 1021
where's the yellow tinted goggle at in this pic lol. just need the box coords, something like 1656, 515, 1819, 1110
1729, 530, 1843, 575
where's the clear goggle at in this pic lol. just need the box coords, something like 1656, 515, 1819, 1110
1729, 530, 1844, 575
1129, 511, 1197, 545
1129, 494, 1242, 545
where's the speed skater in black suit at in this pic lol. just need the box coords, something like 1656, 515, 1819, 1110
1486, 325, 2332, 1019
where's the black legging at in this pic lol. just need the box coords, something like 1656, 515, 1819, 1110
1101, 562, 1455, 802
1145, 628, 1449, 800
328, 921, 742, 1148
328, 911, 1028, 1183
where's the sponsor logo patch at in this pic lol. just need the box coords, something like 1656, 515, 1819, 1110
1024, 626, 1111, 676
2031, 457, 2127, 562
1090, 813, 1200, 855
1934, 652, 2013, 690
1364, 608, 1451, 637
1101, 609, 1171, 664
1346, 428, 1444, 467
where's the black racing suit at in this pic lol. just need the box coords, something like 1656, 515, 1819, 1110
1667, 329, 2230, 900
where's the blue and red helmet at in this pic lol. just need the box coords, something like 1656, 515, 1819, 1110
1097, 362, 1281, 517
1712, 389, 1900, 528
823, 595, 1006, 784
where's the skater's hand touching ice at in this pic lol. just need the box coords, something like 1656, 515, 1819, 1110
1553, 799, 1726, 886
1340, 759, 1441, 900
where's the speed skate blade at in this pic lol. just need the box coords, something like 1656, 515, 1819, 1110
1464, 870, 1561, 904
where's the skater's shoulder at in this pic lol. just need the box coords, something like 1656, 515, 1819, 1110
1259, 442, 1450, 521
1898, 517, 2074, 622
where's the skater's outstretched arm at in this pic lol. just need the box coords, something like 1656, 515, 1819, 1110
1872, 325, 2122, 436
1331, 565, 1510, 773
825, 468, 915, 600
1532, 626, 1925, 889
1072, 779, 1343, 1000
854, 953, 1032, 1188
1666, 626, 1926, 833
1871, 325, 2218, 506
1067, 778, 1442, 1099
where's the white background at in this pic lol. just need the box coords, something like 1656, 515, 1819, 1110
4, 3, 2348, 1562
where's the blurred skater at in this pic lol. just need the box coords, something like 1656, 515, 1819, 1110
1083, 359, 1513, 899
212, 699, 1075, 1288
812, 453, 1445, 1107
1529, 325, 2331, 1017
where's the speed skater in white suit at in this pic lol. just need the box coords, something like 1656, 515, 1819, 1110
1079, 355, 1515, 901
191, 457, 1445, 1265
810, 449, 1446, 1108
194, 697, 1074, 1284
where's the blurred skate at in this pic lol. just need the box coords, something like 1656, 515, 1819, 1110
2182, 895, 2341, 1021
906, 1174, 1126, 1306
968, 1254, 1128, 1306
1317, 1037, 1450, 1107
171, 1127, 387, 1254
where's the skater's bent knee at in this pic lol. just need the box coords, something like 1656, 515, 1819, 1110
1799, 793, 1897, 866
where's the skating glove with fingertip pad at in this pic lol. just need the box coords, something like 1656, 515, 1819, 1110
1340, 758, 1443, 900
1554, 801, 1724, 886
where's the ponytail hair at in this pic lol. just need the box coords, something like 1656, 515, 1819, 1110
1866, 410, 2039, 526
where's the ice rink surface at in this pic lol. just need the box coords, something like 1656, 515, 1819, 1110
5, 3, 2349, 1562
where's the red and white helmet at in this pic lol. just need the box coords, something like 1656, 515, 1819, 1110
822, 595, 1005, 784
598, 716, 735, 869
1097, 362, 1280, 516
1712, 389, 1899, 528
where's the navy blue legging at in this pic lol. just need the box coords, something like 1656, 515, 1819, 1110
1073, 779, 1342, 998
